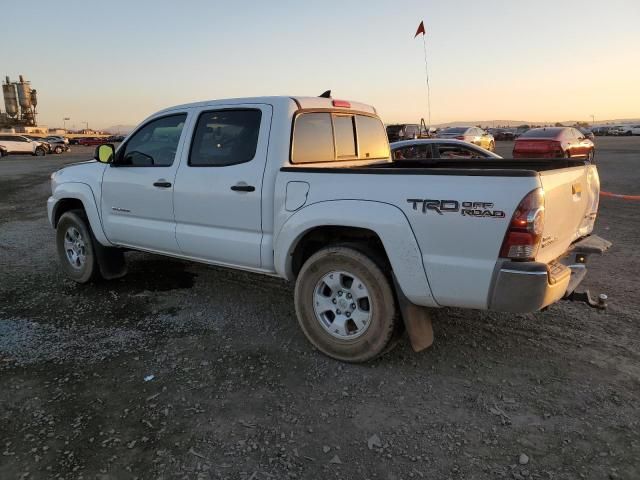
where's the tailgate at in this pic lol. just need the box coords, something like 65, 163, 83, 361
536, 164, 600, 263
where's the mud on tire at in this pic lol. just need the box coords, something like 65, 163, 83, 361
294, 245, 399, 362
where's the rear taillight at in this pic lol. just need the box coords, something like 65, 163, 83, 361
499, 188, 545, 260
548, 141, 564, 157
455, 135, 465, 140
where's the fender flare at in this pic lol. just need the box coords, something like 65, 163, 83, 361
50, 182, 111, 246
274, 200, 438, 308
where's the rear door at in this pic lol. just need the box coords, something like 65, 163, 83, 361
173, 104, 272, 268
536, 164, 599, 263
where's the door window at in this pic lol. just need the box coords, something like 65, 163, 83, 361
118, 114, 186, 167
189, 109, 262, 166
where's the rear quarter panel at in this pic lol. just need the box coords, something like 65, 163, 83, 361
275, 169, 540, 309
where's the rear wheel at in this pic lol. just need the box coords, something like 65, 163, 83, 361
294, 245, 399, 362
54, 145, 63, 154
34, 147, 45, 156
56, 211, 100, 283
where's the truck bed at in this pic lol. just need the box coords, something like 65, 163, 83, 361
281, 157, 589, 176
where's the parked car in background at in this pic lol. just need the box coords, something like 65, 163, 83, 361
630, 125, 640, 136
45, 136, 71, 154
591, 126, 609, 136
106, 135, 126, 143
23, 135, 52, 154
609, 125, 633, 136
391, 139, 501, 161
0, 135, 47, 156
513, 126, 531, 139
78, 137, 110, 146
489, 128, 516, 141
436, 126, 495, 151
578, 128, 595, 141
46, 135, 70, 145
0, 145, 7, 157
386, 124, 422, 142
513, 127, 595, 161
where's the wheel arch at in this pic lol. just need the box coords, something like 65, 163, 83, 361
274, 200, 438, 307
49, 182, 111, 246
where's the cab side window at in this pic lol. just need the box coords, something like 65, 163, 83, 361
189, 109, 262, 167
119, 114, 186, 167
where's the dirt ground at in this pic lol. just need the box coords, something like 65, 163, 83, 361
0, 138, 638, 480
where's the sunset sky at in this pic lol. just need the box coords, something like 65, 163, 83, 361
3, 0, 639, 129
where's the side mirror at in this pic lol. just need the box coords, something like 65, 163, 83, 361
95, 143, 115, 163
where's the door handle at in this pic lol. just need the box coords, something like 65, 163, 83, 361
230, 184, 255, 192
153, 181, 172, 188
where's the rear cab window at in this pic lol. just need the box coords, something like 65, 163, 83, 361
291, 111, 389, 164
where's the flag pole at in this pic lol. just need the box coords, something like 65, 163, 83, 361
421, 33, 432, 130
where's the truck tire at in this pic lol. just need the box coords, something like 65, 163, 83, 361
56, 210, 100, 283
294, 245, 399, 362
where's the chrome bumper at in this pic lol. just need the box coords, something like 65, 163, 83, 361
489, 235, 611, 313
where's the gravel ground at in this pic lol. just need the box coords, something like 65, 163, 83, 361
0, 139, 639, 480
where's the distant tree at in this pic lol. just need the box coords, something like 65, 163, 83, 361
575, 121, 589, 128
554, 122, 564, 127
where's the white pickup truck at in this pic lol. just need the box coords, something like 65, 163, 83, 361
48, 95, 610, 362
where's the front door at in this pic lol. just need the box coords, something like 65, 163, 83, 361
100, 112, 190, 254
173, 105, 272, 269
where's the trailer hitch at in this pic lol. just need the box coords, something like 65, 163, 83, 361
567, 290, 608, 310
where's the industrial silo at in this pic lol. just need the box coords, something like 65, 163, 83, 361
3, 77, 19, 118
15, 75, 32, 111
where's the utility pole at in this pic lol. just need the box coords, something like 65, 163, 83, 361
590, 114, 595, 125
82, 121, 89, 132
63, 117, 70, 131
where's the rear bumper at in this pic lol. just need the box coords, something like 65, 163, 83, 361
489, 235, 611, 313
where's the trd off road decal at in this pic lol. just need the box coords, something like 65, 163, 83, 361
407, 199, 506, 218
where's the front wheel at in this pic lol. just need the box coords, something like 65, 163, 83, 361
294, 246, 399, 362
54, 145, 63, 154
56, 211, 100, 283
34, 147, 46, 156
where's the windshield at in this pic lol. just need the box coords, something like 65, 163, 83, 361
441, 127, 467, 134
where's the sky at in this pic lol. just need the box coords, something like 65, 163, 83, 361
2, 0, 639, 130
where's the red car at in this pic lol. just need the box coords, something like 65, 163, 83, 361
78, 137, 110, 146
513, 127, 595, 161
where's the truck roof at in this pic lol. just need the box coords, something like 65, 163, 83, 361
157, 96, 377, 115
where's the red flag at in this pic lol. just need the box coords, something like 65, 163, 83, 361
414, 21, 426, 38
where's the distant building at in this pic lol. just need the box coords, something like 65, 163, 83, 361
0, 125, 49, 134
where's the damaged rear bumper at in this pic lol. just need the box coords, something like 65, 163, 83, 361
489, 235, 611, 313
